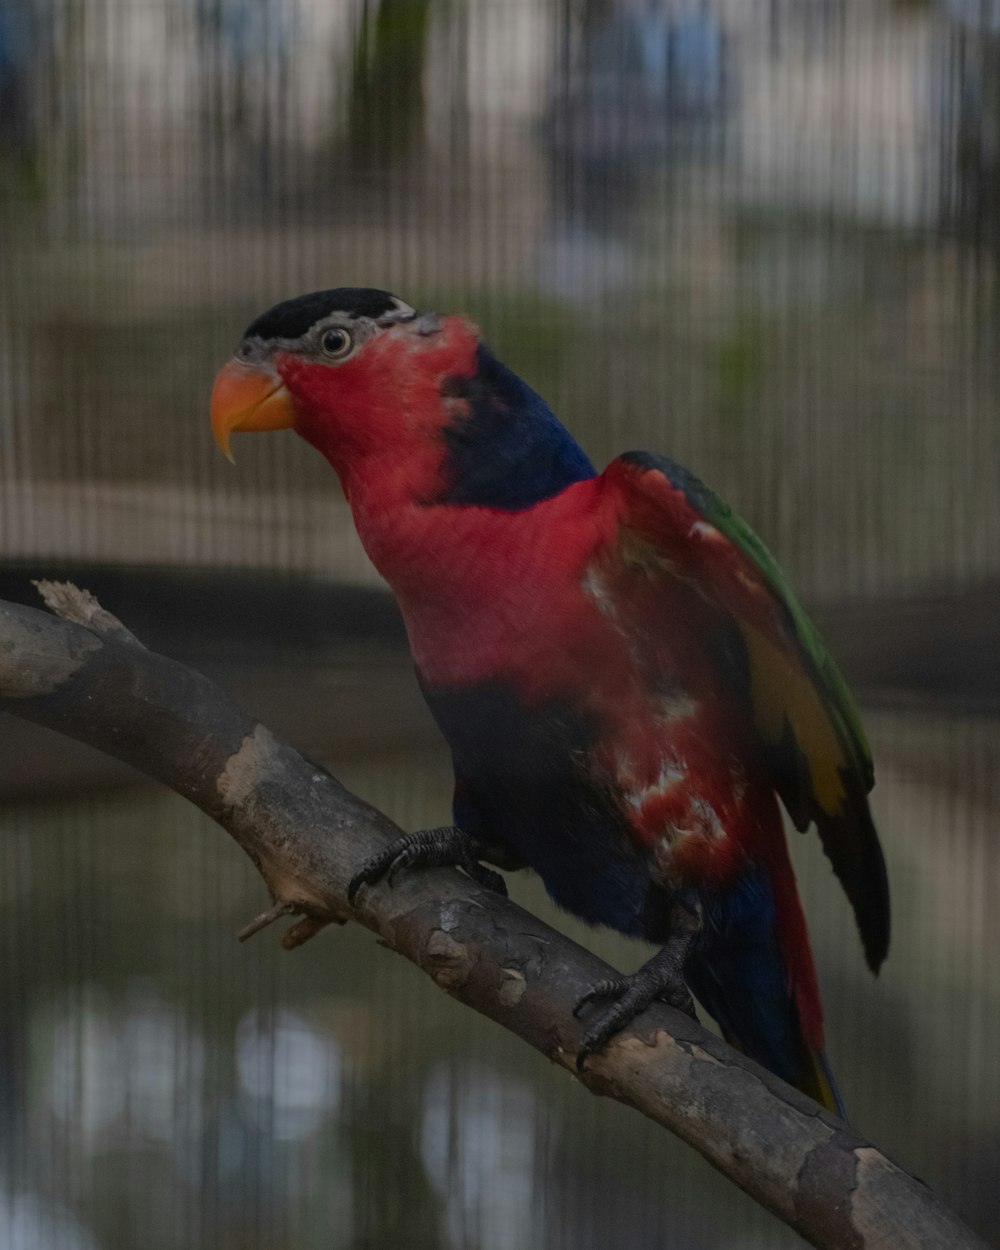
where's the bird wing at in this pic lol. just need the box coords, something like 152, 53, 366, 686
602, 451, 889, 971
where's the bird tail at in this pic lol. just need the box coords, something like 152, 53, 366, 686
805, 1048, 846, 1118
685, 859, 846, 1118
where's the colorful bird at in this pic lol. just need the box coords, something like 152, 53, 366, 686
211, 288, 889, 1112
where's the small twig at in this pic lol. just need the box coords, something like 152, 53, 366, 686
33, 580, 144, 647
237, 899, 297, 942
282, 913, 340, 949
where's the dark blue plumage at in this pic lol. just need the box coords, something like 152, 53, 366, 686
436, 345, 596, 509
686, 867, 810, 1087
425, 681, 661, 936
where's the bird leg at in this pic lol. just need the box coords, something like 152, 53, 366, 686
573, 897, 703, 1069
347, 826, 511, 903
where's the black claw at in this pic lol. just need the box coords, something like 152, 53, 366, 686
347, 846, 399, 903
661, 983, 697, 1018
386, 847, 420, 889
462, 859, 508, 896
573, 900, 703, 1069
572, 977, 628, 1018
574, 973, 698, 1068
575, 983, 657, 1070
575, 1039, 597, 1070
347, 826, 508, 904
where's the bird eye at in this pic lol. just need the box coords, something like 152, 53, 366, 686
321, 328, 352, 359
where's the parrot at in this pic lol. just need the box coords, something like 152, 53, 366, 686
210, 287, 889, 1113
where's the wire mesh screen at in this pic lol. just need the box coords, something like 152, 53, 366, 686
1, 1, 998, 1247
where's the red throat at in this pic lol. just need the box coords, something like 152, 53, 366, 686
276, 315, 480, 503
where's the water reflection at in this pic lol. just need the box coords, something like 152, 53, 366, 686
421, 1061, 546, 1250
44, 981, 206, 1147
0, 1184, 99, 1250
236, 1006, 341, 1141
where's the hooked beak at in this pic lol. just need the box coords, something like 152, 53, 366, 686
210, 359, 295, 462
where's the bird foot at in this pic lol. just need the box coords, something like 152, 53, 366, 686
573, 900, 702, 1070
347, 826, 508, 904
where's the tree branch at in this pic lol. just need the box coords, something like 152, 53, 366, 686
0, 589, 990, 1250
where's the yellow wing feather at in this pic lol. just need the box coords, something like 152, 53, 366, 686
740, 622, 847, 818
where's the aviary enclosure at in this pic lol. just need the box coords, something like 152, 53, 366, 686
0, 2, 997, 1247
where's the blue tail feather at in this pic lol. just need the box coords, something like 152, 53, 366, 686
685, 864, 845, 1116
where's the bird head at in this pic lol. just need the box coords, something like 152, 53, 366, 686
211, 287, 475, 478
211, 287, 595, 510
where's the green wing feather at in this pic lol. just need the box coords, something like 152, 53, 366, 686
693, 471, 875, 793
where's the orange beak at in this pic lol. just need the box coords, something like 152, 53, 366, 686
210, 359, 296, 462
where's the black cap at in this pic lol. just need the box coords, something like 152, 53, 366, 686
243, 288, 406, 341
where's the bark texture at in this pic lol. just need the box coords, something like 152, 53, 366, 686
0, 587, 991, 1250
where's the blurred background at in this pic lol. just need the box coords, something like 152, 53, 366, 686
1, 0, 998, 1246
